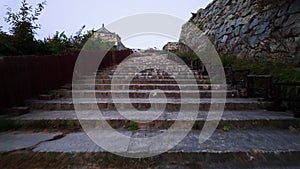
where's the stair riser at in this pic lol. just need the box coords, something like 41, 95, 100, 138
72, 85, 225, 90
1, 151, 299, 168
30, 102, 267, 111
54, 91, 237, 99
94, 71, 202, 75
92, 75, 213, 79
75, 79, 210, 84
1, 119, 297, 131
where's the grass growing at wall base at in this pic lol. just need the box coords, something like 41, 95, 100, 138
221, 56, 300, 100
221, 56, 300, 82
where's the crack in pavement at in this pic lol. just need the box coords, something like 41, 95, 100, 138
2, 132, 66, 155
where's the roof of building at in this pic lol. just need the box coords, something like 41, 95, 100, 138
95, 24, 115, 35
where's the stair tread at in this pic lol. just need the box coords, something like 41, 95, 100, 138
29, 98, 261, 103
72, 83, 228, 86
5, 110, 296, 121
66, 89, 236, 93
1, 129, 299, 153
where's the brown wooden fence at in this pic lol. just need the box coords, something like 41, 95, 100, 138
0, 49, 133, 110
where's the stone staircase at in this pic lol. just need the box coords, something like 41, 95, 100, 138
0, 53, 300, 168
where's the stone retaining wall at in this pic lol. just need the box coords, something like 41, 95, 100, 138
181, 0, 300, 62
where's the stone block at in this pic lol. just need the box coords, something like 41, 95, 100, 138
38, 94, 54, 100
287, 0, 300, 14
3, 106, 30, 115
274, 15, 287, 28
276, 5, 288, 17
248, 36, 258, 48
249, 18, 259, 30
283, 13, 300, 27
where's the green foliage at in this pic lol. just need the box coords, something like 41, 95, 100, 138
222, 125, 232, 131
47, 31, 71, 54
221, 56, 300, 83
83, 37, 115, 51
196, 22, 204, 30
0, 32, 19, 56
2, 1, 117, 56
190, 19, 204, 30
4, 0, 46, 55
221, 56, 300, 101
289, 124, 300, 132
70, 25, 86, 49
172, 52, 198, 65
128, 122, 138, 131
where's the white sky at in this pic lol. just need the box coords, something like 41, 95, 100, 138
0, 0, 212, 49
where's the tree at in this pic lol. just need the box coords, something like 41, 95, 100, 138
5, 0, 46, 54
47, 31, 71, 54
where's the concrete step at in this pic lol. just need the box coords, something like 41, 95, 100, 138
94, 70, 205, 74
100, 72, 205, 77
1, 110, 298, 131
88, 75, 210, 80
52, 89, 238, 99
0, 129, 299, 168
74, 78, 211, 84
71, 83, 229, 90
28, 98, 270, 111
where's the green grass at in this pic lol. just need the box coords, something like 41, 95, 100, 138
173, 52, 300, 99
222, 125, 232, 131
289, 124, 300, 132
220, 56, 300, 83
221, 56, 300, 98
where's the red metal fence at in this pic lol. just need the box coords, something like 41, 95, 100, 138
0, 49, 133, 110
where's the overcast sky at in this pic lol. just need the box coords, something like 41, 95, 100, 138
0, 0, 212, 49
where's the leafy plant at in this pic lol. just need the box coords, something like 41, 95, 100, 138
289, 124, 300, 132
47, 31, 71, 54
4, 0, 47, 55
223, 125, 232, 131
128, 122, 138, 131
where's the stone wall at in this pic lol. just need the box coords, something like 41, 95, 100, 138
181, 0, 300, 62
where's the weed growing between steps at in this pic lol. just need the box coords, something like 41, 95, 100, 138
222, 125, 232, 131
128, 122, 138, 131
289, 124, 300, 132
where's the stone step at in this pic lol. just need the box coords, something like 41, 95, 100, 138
89, 75, 211, 80
105, 66, 190, 70
82, 69, 208, 77
0, 129, 299, 168
53, 89, 238, 99
74, 78, 211, 84
71, 83, 229, 90
28, 98, 269, 111
1, 110, 298, 131
92, 70, 205, 76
